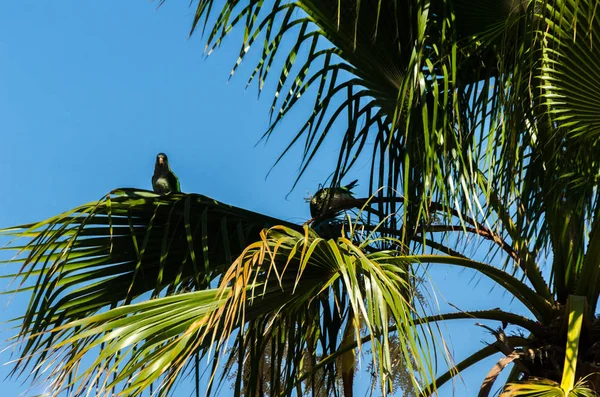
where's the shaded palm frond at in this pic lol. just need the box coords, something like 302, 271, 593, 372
536, 0, 600, 308
1, 188, 299, 382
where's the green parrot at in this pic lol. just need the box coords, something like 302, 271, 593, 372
152, 153, 180, 194
310, 179, 360, 220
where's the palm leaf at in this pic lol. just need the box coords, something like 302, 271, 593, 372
5, 219, 429, 396
1, 188, 299, 382
501, 378, 597, 397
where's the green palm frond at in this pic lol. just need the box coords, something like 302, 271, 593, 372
185, 0, 600, 301
540, 0, 600, 140
189, 0, 473, 229
1, 188, 298, 382
30, 289, 228, 396
501, 378, 598, 397
3, 212, 433, 396
206, 224, 434, 396
181, 0, 600, 288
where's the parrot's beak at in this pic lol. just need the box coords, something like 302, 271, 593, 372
158, 158, 164, 165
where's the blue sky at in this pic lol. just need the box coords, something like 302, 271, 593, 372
0, 2, 528, 396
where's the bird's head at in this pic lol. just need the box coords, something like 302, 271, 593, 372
156, 153, 169, 168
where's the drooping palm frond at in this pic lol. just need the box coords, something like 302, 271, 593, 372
4, 189, 562, 397
187, 0, 478, 234
2, 201, 428, 397
1, 188, 299, 382
182, 0, 600, 303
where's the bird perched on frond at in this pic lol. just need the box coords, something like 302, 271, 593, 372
309, 179, 362, 220
152, 153, 180, 194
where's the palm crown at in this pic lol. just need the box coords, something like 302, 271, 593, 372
3, 1, 600, 396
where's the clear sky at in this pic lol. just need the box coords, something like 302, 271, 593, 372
0, 2, 529, 396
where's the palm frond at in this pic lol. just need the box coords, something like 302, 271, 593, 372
501, 378, 598, 397
184, 0, 599, 304
4, 219, 429, 396
1, 188, 298, 383
189, 0, 479, 233
206, 224, 434, 396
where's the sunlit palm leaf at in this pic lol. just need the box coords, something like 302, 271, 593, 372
205, 225, 431, 396
501, 378, 597, 396
29, 289, 228, 396
207, 224, 557, 396
2, 190, 563, 396
6, 221, 427, 396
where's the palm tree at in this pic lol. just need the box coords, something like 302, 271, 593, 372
3, 0, 600, 396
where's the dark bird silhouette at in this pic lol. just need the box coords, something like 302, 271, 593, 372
152, 153, 180, 194
309, 179, 363, 220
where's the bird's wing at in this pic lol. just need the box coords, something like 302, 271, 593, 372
170, 171, 181, 192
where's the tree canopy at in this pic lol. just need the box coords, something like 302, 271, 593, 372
3, 1, 600, 396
